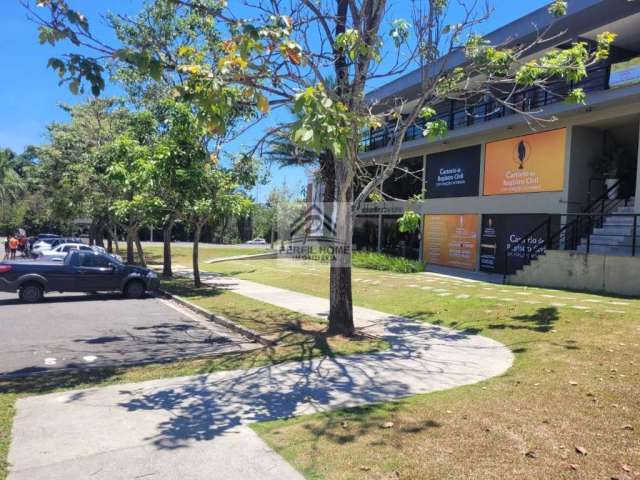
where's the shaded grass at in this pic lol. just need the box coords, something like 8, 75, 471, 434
161, 276, 388, 354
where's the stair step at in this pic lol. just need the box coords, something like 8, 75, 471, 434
592, 226, 636, 235
589, 234, 635, 244
604, 217, 635, 226
577, 244, 640, 256
615, 206, 635, 214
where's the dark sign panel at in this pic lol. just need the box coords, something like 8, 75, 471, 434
480, 214, 560, 274
425, 145, 481, 199
353, 215, 379, 252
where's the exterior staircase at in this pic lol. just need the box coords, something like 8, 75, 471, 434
576, 198, 639, 256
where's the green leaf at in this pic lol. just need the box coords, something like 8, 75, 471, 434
294, 127, 313, 143
566, 88, 587, 105
69, 80, 80, 95
148, 60, 163, 81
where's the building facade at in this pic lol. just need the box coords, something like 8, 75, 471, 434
341, 0, 640, 281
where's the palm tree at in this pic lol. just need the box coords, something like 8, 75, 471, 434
0, 149, 25, 206
266, 133, 335, 203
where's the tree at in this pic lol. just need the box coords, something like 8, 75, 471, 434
184, 162, 254, 287
107, 0, 226, 275
253, 184, 305, 246
99, 110, 164, 265
34, 99, 133, 244
149, 100, 209, 276
0, 149, 26, 209
29, 0, 616, 336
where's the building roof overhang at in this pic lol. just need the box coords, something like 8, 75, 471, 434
366, 0, 640, 109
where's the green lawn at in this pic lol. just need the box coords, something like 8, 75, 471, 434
199, 257, 639, 480
2, 251, 638, 480
144, 244, 269, 268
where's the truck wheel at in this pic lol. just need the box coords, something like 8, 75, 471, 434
124, 280, 146, 299
20, 283, 44, 303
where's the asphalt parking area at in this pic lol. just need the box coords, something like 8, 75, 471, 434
0, 291, 256, 377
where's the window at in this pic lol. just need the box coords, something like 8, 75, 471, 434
382, 156, 423, 200
77, 252, 111, 268
91, 255, 112, 268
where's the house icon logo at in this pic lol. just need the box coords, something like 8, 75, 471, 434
513, 139, 531, 170
289, 204, 336, 244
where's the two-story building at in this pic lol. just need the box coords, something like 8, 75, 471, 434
317, 0, 640, 294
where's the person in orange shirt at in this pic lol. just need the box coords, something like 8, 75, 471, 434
8, 235, 18, 260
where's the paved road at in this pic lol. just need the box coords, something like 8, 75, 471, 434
7, 276, 513, 480
0, 292, 255, 377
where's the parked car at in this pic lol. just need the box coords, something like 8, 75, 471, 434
245, 237, 267, 245
38, 243, 95, 261
0, 250, 159, 303
38, 242, 124, 263
32, 237, 84, 257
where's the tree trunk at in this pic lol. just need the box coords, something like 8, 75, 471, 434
193, 223, 203, 288
328, 162, 354, 336
135, 233, 146, 267
162, 216, 176, 277
113, 226, 121, 255
96, 224, 105, 248
88, 220, 97, 246
126, 225, 135, 264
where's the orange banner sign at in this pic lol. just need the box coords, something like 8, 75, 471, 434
483, 128, 566, 195
423, 214, 479, 270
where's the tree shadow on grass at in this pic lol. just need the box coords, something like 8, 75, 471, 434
397, 311, 484, 338
488, 307, 559, 333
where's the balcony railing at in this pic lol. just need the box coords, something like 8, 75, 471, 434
360, 64, 611, 152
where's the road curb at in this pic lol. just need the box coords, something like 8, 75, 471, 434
158, 289, 274, 346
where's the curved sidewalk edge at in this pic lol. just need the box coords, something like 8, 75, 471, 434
8, 276, 514, 480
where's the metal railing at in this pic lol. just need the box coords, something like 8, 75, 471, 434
503, 180, 638, 277
503, 212, 639, 279
361, 64, 611, 152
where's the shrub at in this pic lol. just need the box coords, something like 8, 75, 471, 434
352, 251, 424, 273
308, 250, 423, 273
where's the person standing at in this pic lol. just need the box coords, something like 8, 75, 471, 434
3, 236, 9, 259
18, 235, 27, 257
8, 235, 18, 260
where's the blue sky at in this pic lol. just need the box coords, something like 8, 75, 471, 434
1, 0, 551, 201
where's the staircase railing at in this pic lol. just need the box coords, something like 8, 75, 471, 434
503, 179, 634, 279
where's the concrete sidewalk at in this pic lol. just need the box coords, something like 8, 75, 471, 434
8, 275, 513, 480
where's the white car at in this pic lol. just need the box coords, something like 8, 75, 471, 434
31, 239, 59, 256
245, 237, 267, 245
39, 243, 94, 261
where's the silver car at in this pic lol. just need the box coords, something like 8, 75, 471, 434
38, 243, 94, 261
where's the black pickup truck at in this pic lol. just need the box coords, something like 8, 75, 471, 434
0, 250, 159, 303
